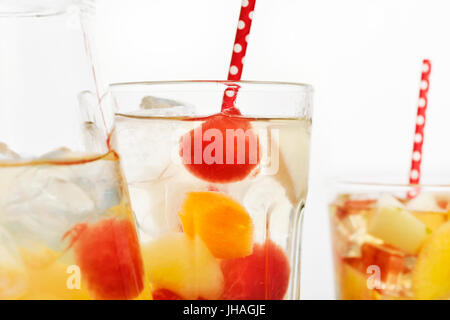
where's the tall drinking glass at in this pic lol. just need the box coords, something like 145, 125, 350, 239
329, 180, 450, 300
0, 1, 147, 299
100, 81, 313, 300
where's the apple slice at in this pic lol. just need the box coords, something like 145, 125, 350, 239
142, 233, 223, 300
270, 120, 310, 204
413, 221, 450, 299
368, 206, 428, 255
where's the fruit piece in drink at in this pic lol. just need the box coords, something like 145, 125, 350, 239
413, 221, 450, 299
368, 206, 428, 254
152, 289, 183, 300
179, 108, 260, 183
141, 232, 223, 300
0, 267, 28, 299
64, 217, 144, 300
337, 261, 377, 300
221, 240, 290, 300
179, 191, 254, 259
360, 243, 406, 296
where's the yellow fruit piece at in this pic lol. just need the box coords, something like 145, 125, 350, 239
19, 244, 60, 269
338, 263, 376, 300
0, 267, 28, 299
141, 232, 223, 300
413, 221, 450, 299
412, 211, 447, 231
179, 192, 253, 259
22, 259, 92, 300
368, 206, 428, 254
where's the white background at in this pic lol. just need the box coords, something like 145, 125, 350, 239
92, 0, 450, 299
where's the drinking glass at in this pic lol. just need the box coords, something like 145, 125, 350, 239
329, 180, 450, 300
0, 0, 147, 300
95, 80, 313, 300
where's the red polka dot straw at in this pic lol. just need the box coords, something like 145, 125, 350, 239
222, 0, 256, 111
409, 59, 431, 191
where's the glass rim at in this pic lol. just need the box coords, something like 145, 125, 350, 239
0, 0, 81, 18
0, 9, 67, 18
333, 179, 450, 190
109, 80, 314, 92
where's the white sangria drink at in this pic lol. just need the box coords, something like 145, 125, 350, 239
0, 150, 149, 300
108, 81, 312, 300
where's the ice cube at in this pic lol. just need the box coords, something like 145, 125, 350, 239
136, 96, 194, 116
377, 194, 405, 209
0, 142, 20, 161
406, 193, 444, 212
227, 176, 293, 244
140, 96, 182, 109
2, 165, 96, 249
332, 212, 372, 258
130, 168, 208, 242
0, 226, 21, 266
112, 116, 184, 183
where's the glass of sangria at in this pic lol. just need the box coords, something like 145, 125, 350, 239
329, 181, 450, 300
94, 80, 313, 300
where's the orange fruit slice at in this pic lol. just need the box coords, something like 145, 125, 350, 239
179, 192, 253, 259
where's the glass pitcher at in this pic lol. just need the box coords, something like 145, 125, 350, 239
0, 0, 147, 300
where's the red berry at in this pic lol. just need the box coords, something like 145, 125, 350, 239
180, 109, 260, 183
65, 218, 144, 300
152, 289, 183, 300
221, 240, 290, 300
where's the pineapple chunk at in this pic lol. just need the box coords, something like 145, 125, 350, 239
338, 262, 377, 300
368, 206, 428, 254
407, 193, 447, 231
141, 233, 223, 300
413, 221, 450, 299
412, 212, 447, 231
